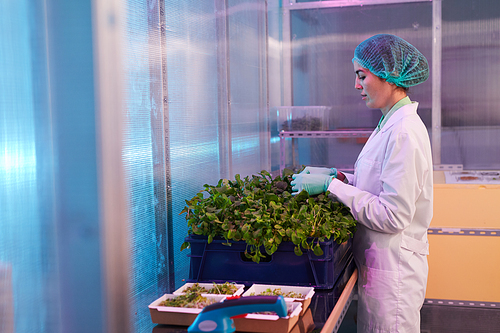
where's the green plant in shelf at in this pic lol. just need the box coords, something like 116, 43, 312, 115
180, 168, 357, 263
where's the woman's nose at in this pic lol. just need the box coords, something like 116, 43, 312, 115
354, 80, 362, 90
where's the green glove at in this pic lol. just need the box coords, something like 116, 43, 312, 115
290, 173, 334, 196
299, 166, 338, 177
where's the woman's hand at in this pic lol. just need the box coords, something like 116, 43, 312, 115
299, 166, 338, 177
291, 173, 334, 196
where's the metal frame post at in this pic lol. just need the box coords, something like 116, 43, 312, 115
93, 0, 131, 331
432, 0, 442, 165
216, 0, 233, 179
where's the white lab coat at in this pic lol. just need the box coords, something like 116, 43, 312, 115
327, 102, 433, 333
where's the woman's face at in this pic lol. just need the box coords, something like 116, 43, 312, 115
353, 61, 400, 114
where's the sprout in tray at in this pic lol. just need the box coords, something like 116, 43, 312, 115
205, 282, 239, 295
282, 116, 323, 131
182, 282, 239, 295
160, 292, 217, 309
250, 288, 304, 299
180, 167, 357, 263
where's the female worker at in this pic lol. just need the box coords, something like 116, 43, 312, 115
291, 34, 433, 333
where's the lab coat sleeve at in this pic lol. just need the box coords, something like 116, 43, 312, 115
328, 131, 428, 234
343, 172, 354, 185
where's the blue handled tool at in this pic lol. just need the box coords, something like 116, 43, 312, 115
187, 295, 287, 333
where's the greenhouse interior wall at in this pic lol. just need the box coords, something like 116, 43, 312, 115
1, 0, 500, 332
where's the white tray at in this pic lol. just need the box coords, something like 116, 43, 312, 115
173, 282, 245, 296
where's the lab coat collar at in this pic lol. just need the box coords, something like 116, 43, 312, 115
355, 102, 419, 163
380, 102, 419, 133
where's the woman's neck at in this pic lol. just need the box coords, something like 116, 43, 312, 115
381, 90, 407, 116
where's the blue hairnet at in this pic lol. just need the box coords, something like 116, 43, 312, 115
352, 34, 429, 88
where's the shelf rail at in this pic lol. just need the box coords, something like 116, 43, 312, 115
320, 268, 358, 333
279, 130, 372, 173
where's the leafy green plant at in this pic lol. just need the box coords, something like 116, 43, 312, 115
180, 168, 357, 263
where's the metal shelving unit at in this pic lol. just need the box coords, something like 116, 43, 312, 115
279, 130, 372, 173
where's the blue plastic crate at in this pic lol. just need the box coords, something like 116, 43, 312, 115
186, 235, 352, 289
311, 255, 356, 325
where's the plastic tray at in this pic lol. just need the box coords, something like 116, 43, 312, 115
173, 282, 245, 296
243, 284, 315, 316
233, 301, 302, 333
276, 106, 331, 132
311, 254, 355, 326
186, 235, 352, 289
148, 294, 226, 325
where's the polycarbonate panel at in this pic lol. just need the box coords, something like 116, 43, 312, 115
164, 0, 221, 289
0, 2, 50, 332
228, 0, 270, 177
2, 0, 104, 332
289, 2, 432, 169
0, 0, 86, 333
164, 0, 272, 293
45, 0, 104, 331
1, 0, 274, 331
122, 0, 166, 332
440, 0, 500, 169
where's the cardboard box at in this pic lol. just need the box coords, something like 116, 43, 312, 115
148, 294, 226, 326
173, 282, 245, 297
289, 308, 315, 333
242, 284, 315, 316
233, 301, 302, 333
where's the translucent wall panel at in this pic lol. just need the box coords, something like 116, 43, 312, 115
228, 0, 270, 177
46, 1, 104, 331
289, 2, 432, 169
165, 0, 271, 292
122, 0, 166, 331
1, 0, 103, 332
110, 0, 272, 329
267, 0, 284, 172
440, 0, 500, 169
0, 2, 53, 331
165, 0, 220, 289
1, 0, 273, 331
